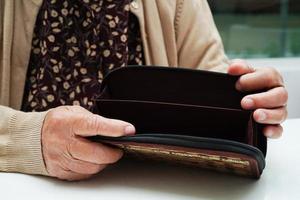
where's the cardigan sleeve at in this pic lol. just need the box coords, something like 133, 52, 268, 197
176, 0, 230, 73
0, 105, 49, 176
0, 0, 3, 45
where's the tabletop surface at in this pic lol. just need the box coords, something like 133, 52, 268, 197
1, 119, 299, 200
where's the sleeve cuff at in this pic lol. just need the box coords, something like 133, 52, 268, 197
5, 110, 49, 176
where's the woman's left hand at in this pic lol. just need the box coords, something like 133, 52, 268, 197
227, 59, 288, 139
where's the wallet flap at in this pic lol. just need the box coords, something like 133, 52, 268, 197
99, 66, 245, 109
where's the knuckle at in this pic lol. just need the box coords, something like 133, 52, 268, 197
283, 89, 289, 103
282, 108, 288, 122
46, 107, 72, 126
61, 105, 73, 112
92, 116, 118, 136
237, 77, 246, 88
46, 111, 61, 126
44, 110, 66, 133
277, 73, 285, 86
85, 114, 103, 132
264, 69, 276, 85
71, 106, 81, 112
248, 95, 259, 106
271, 67, 280, 76
72, 105, 87, 112
268, 67, 279, 77
285, 108, 288, 120
278, 112, 286, 124
73, 105, 82, 110
268, 68, 283, 86
278, 87, 289, 104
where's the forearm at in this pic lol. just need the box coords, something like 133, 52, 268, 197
0, 106, 49, 175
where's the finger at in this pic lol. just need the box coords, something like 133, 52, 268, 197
235, 68, 284, 92
60, 151, 107, 174
263, 125, 283, 139
241, 87, 288, 110
73, 114, 136, 137
68, 137, 124, 165
56, 169, 93, 181
227, 59, 255, 76
253, 107, 288, 125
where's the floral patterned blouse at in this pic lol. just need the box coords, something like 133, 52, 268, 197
22, 0, 144, 112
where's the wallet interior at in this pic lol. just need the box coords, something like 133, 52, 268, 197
91, 66, 267, 177
97, 100, 254, 145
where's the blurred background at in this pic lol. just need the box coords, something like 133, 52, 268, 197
208, 0, 300, 118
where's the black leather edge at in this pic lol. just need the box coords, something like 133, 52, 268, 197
89, 134, 266, 174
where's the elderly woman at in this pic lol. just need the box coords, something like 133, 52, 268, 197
0, 0, 288, 181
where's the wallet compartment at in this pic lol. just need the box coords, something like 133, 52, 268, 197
97, 99, 253, 143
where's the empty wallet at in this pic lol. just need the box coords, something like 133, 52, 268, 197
89, 66, 267, 178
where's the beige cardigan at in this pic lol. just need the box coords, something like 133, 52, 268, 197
0, 0, 228, 176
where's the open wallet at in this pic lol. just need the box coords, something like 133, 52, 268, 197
89, 66, 267, 178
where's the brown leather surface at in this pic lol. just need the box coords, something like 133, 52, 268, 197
105, 141, 260, 178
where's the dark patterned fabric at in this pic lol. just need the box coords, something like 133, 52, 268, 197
22, 0, 144, 112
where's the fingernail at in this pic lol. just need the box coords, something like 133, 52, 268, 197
243, 98, 255, 109
265, 129, 274, 138
236, 81, 242, 91
257, 111, 267, 122
124, 125, 136, 135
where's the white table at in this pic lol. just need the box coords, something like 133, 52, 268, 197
1, 119, 299, 200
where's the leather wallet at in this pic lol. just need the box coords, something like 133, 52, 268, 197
89, 66, 267, 178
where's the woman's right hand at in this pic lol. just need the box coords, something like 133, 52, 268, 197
41, 106, 136, 181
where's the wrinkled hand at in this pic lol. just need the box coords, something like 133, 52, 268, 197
228, 60, 288, 139
42, 106, 136, 181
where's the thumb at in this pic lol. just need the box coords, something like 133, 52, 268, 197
72, 114, 136, 137
227, 59, 255, 76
